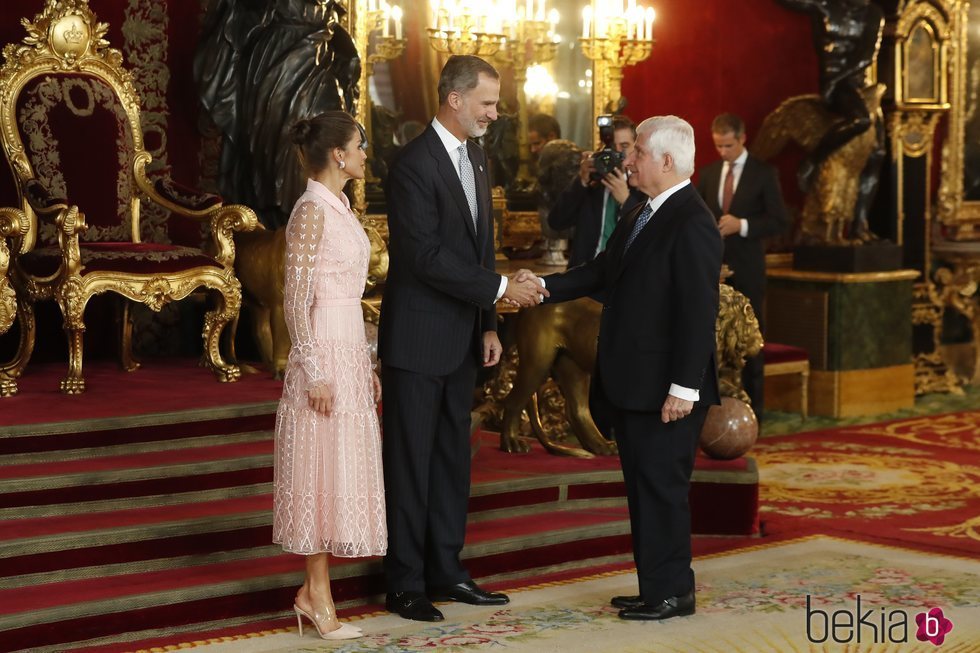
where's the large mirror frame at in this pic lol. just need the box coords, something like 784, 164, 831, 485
936, 0, 980, 239
349, 0, 607, 216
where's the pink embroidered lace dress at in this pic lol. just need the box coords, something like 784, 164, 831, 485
273, 179, 386, 557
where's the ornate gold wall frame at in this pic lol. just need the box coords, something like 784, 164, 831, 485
893, 3, 950, 109
935, 0, 980, 238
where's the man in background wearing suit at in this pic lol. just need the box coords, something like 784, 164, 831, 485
696, 113, 788, 422
379, 55, 546, 623
547, 115, 645, 268
534, 115, 722, 620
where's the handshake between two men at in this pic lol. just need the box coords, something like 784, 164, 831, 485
501, 269, 548, 308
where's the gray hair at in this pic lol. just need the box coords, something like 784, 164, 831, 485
437, 55, 500, 104
636, 115, 696, 178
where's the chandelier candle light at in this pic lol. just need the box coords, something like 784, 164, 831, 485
493, 1, 561, 185
580, 0, 654, 146
427, 0, 509, 56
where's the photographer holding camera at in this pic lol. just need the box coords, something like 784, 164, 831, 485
548, 115, 646, 268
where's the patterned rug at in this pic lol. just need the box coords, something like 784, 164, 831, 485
132, 536, 980, 653
754, 411, 980, 558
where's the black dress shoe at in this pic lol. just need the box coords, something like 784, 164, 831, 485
611, 594, 645, 610
618, 590, 695, 621
386, 591, 444, 621
429, 580, 510, 605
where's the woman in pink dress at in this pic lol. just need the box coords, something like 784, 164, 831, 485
273, 111, 386, 640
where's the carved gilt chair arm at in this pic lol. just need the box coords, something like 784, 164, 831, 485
208, 204, 260, 269
23, 179, 87, 237
0, 206, 30, 244
21, 179, 86, 275
133, 152, 222, 218
131, 151, 259, 268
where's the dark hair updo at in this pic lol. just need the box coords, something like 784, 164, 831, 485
289, 111, 360, 173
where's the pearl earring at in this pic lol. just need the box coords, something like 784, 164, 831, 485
339, 160, 346, 169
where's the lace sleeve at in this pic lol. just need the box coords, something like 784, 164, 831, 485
284, 200, 328, 386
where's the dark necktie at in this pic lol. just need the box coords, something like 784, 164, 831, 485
457, 142, 478, 231
624, 203, 654, 251
721, 161, 736, 214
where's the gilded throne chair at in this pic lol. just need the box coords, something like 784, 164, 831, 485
0, 0, 258, 395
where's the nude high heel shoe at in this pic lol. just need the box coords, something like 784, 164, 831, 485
294, 604, 363, 640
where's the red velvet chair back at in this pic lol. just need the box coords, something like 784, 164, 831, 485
15, 73, 137, 246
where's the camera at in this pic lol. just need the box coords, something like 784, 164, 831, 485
589, 114, 625, 183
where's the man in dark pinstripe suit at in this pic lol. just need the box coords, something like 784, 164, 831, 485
378, 55, 545, 622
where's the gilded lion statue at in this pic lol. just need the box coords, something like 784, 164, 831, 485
499, 285, 762, 457
716, 284, 763, 403
229, 224, 388, 378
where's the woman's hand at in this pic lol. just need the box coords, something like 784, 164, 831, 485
307, 383, 335, 416
372, 371, 382, 404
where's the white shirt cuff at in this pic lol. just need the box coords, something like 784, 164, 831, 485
494, 275, 507, 304
668, 383, 700, 402
739, 219, 749, 238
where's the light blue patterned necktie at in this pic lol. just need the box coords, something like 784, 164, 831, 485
457, 142, 479, 231
624, 203, 654, 251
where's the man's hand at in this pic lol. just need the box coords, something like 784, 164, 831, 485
578, 152, 596, 187
718, 214, 741, 237
601, 168, 630, 204
502, 270, 549, 307
308, 383, 335, 416
661, 394, 694, 423
371, 371, 382, 404
483, 331, 503, 367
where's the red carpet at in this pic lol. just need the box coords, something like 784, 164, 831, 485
753, 410, 980, 558
0, 358, 282, 427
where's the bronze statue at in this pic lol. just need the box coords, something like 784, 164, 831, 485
229, 224, 388, 378
499, 297, 617, 457
194, 0, 360, 227
536, 138, 582, 265
776, 0, 885, 189
716, 284, 763, 403
754, 84, 886, 244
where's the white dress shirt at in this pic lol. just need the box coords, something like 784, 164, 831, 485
716, 149, 750, 238
431, 117, 507, 302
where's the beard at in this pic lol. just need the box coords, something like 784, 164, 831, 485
460, 113, 489, 139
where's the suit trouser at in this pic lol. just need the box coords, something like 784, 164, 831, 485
611, 401, 707, 603
381, 356, 476, 593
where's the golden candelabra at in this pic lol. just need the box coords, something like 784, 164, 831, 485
494, 8, 560, 185
426, 3, 507, 57
579, 1, 655, 147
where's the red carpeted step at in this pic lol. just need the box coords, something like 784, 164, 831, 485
0, 505, 631, 616
0, 440, 273, 480
0, 413, 277, 456
1, 359, 282, 428
0, 467, 273, 509
0, 494, 272, 541
465, 506, 630, 544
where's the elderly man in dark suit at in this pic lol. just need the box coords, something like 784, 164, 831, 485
696, 113, 788, 422
533, 115, 722, 620
379, 55, 546, 623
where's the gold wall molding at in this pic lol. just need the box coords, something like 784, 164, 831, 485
935, 0, 980, 237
